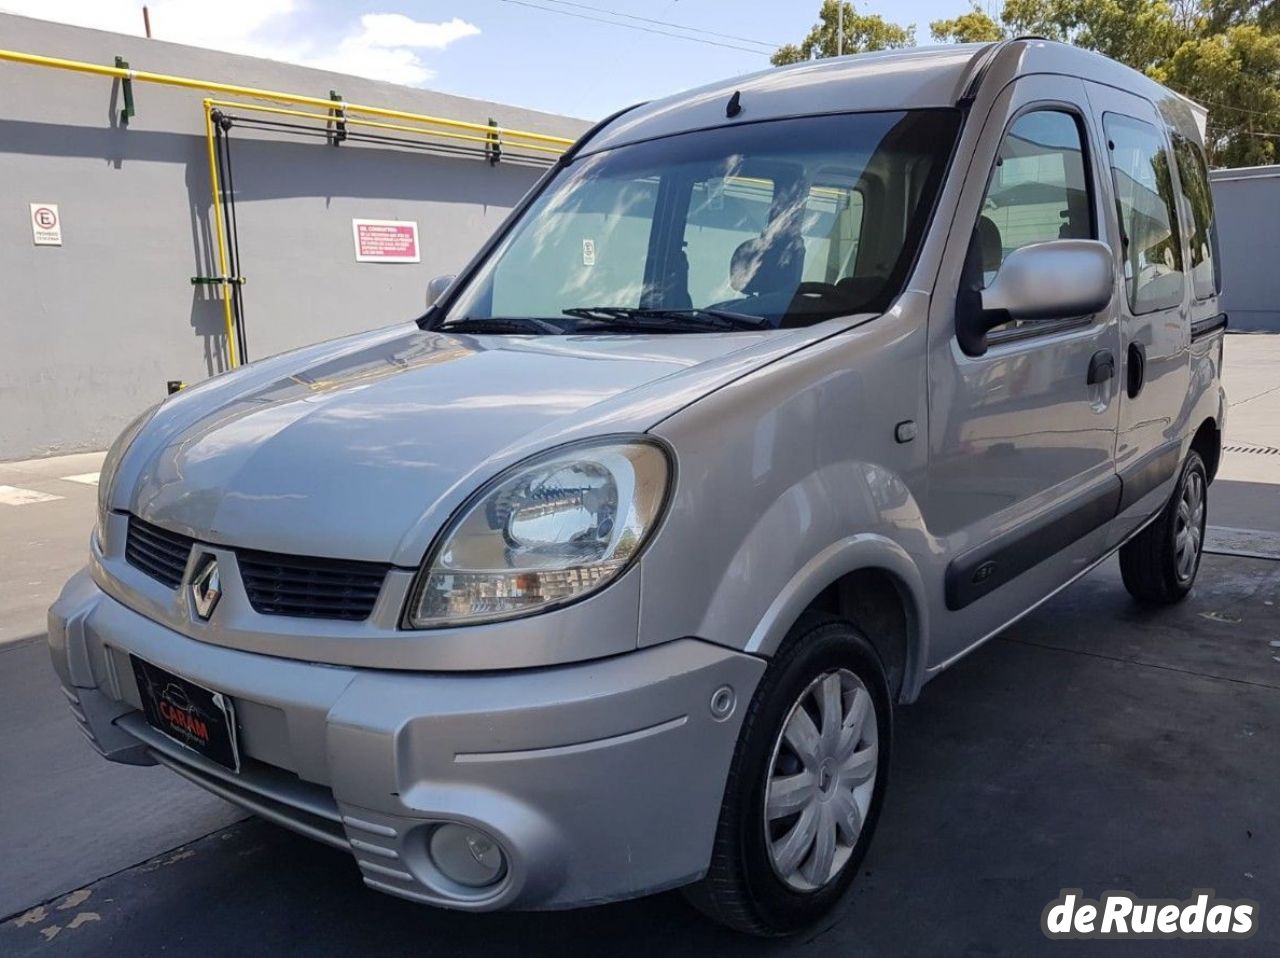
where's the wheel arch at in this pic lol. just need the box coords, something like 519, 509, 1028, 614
744, 535, 930, 703
1190, 416, 1221, 484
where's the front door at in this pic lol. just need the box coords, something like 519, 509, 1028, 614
924, 76, 1123, 663
1083, 82, 1193, 543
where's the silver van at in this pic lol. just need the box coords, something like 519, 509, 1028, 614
49, 39, 1227, 935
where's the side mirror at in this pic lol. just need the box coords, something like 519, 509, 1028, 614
425, 274, 456, 309
957, 240, 1114, 356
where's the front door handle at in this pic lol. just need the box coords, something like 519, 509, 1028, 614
1087, 349, 1115, 385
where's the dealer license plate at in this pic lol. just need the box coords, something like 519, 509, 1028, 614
130, 655, 240, 772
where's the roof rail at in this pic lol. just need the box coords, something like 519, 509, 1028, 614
955, 36, 1049, 106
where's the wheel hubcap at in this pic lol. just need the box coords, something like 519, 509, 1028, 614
1175, 470, 1205, 583
764, 668, 878, 893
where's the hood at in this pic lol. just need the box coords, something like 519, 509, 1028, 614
115, 322, 828, 565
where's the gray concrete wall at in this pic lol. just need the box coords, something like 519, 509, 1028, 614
1211, 165, 1280, 333
0, 14, 589, 461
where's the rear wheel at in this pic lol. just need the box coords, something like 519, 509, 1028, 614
1119, 449, 1208, 604
684, 614, 891, 936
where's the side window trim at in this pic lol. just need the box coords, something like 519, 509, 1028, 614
973, 100, 1101, 349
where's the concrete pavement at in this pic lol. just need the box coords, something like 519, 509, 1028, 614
0, 452, 104, 645
0, 451, 249, 922
0, 636, 246, 919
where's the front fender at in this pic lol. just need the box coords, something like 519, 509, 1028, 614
639, 306, 937, 700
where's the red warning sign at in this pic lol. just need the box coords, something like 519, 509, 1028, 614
352, 219, 420, 263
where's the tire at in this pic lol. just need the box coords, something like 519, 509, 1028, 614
1119, 449, 1208, 604
683, 613, 892, 936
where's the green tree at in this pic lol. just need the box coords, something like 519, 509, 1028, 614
1205, 0, 1280, 32
998, 0, 1185, 69
1159, 23, 1280, 165
771, 1, 914, 66
930, 4, 1004, 43
998, 0, 1069, 40
922, 0, 1280, 166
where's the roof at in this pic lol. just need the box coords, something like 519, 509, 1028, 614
1210, 164, 1280, 181
585, 40, 1188, 153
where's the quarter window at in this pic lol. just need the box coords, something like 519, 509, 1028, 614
977, 110, 1094, 288
1171, 132, 1220, 300
1103, 113, 1185, 313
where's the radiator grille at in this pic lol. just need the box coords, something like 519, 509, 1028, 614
125, 516, 195, 588
237, 548, 390, 621
125, 516, 390, 621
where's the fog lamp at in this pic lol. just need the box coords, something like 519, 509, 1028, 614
428, 824, 507, 888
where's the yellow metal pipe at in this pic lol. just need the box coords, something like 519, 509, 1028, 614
204, 99, 563, 155
202, 102, 240, 368
0, 48, 573, 148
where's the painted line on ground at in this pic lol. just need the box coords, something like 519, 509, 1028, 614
60, 473, 100, 486
0, 485, 63, 506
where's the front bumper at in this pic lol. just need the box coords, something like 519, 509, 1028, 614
48, 569, 764, 910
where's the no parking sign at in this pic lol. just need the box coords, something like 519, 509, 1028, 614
30, 203, 62, 246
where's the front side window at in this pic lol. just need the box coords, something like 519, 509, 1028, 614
964, 109, 1094, 340
976, 109, 1093, 288
1171, 132, 1220, 300
1103, 113, 1185, 314
442, 110, 960, 332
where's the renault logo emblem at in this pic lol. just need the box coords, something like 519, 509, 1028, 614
190, 555, 222, 620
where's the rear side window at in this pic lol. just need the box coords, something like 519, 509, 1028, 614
977, 110, 1094, 287
1103, 114, 1185, 313
1171, 133, 1220, 299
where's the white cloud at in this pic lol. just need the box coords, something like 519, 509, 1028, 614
354, 14, 480, 51
0, 1, 480, 86
305, 15, 481, 86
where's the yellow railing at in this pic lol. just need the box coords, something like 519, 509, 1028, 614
0, 48, 576, 366
0, 49, 574, 151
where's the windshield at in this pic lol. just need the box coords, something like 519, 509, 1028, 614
440, 109, 960, 333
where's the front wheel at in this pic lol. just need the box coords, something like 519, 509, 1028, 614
1119, 449, 1208, 604
684, 614, 891, 936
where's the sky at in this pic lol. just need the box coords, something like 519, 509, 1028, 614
0, 1, 993, 119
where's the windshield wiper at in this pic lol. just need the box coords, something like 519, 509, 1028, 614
562, 306, 771, 331
439, 316, 569, 335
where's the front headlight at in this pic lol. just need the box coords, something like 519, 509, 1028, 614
404, 439, 671, 628
97, 403, 161, 550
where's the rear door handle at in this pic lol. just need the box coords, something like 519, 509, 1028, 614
1127, 342, 1147, 398
1087, 349, 1115, 385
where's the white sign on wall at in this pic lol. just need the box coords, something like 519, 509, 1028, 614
352, 219, 420, 263
30, 203, 62, 246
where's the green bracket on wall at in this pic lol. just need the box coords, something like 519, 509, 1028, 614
115, 56, 135, 126
328, 90, 347, 146
486, 118, 501, 166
